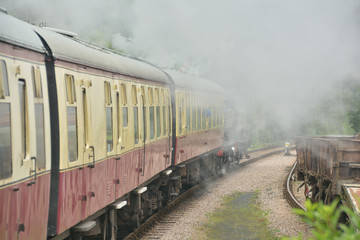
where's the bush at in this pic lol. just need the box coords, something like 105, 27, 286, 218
284, 199, 360, 240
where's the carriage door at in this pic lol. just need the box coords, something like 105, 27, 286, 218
119, 83, 130, 151
80, 81, 92, 167
139, 86, 146, 178
79, 81, 90, 219
163, 90, 171, 168
114, 83, 133, 198
132, 85, 141, 188
179, 93, 187, 163
178, 93, 186, 136
75, 74, 93, 219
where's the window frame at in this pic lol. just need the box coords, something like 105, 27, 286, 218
32, 67, 46, 169
104, 81, 113, 153
0, 102, 12, 179
132, 85, 139, 145
0, 60, 10, 98
65, 74, 78, 163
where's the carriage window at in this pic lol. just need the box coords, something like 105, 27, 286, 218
106, 107, 113, 152
217, 108, 220, 126
121, 84, 127, 104
202, 107, 206, 129
134, 107, 139, 144
155, 88, 161, 137
186, 106, 190, 132
141, 87, 146, 104
105, 82, 113, 152
212, 107, 215, 127
148, 88, 153, 105
35, 104, 45, 168
32, 67, 45, 167
104, 82, 112, 105
67, 106, 78, 162
82, 89, 89, 146
168, 106, 171, 135
161, 90, 165, 136
133, 86, 139, 144
65, 74, 76, 104
65, 74, 78, 162
148, 89, 153, 139
192, 107, 196, 131
220, 108, 224, 126
156, 106, 161, 137
160, 89, 165, 105
0, 103, 11, 179
163, 106, 166, 136
140, 86, 146, 141
18, 80, 28, 158
123, 106, 128, 127
143, 106, 147, 141
185, 94, 190, 132
121, 84, 128, 127
0, 60, 9, 98
32, 66, 43, 98
132, 86, 137, 104
155, 88, 159, 105
213, 107, 216, 126
197, 106, 201, 130
178, 98, 182, 134
216, 107, 218, 126
117, 93, 120, 140
149, 106, 155, 139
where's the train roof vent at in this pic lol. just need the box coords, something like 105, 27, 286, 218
42, 27, 78, 38
0, 7, 8, 14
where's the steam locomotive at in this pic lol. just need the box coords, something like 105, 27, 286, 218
0, 11, 248, 239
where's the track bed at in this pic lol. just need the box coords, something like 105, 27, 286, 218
128, 148, 311, 239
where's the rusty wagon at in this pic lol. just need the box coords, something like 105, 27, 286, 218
296, 136, 360, 213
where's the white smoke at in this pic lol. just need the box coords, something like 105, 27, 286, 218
2, 0, 360, 133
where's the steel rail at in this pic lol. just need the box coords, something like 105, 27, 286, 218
285, 161, 306, 211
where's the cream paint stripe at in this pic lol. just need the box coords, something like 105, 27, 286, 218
0, 171, 51, 190
58, 137, 170, 172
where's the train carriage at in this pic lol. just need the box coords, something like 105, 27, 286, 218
0, 11, 242, 240
0, 12, 51, 240
167, 70, 225, 166
32, 26, 174, 237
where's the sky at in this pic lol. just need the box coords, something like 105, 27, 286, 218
2, 0, 360, 133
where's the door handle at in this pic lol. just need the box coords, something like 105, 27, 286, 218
88, 146, 95, 168
28, 156, 37, 186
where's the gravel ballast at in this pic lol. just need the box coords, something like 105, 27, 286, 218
141, 150, 312, 239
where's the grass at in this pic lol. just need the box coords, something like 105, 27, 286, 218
247, 141, 285, 151
196, 191, 280, 240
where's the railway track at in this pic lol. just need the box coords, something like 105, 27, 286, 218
124, 146, 287, 240
123, 183, 202, 240
284, 162, 306, 211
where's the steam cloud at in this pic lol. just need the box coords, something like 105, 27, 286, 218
2, 0, 360, 135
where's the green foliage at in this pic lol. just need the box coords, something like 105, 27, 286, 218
284, 199, 360, 240
296, 78, 360, 136
245, 78, 360, 146
341, 78, 360, 133
200, 192, 279, 240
